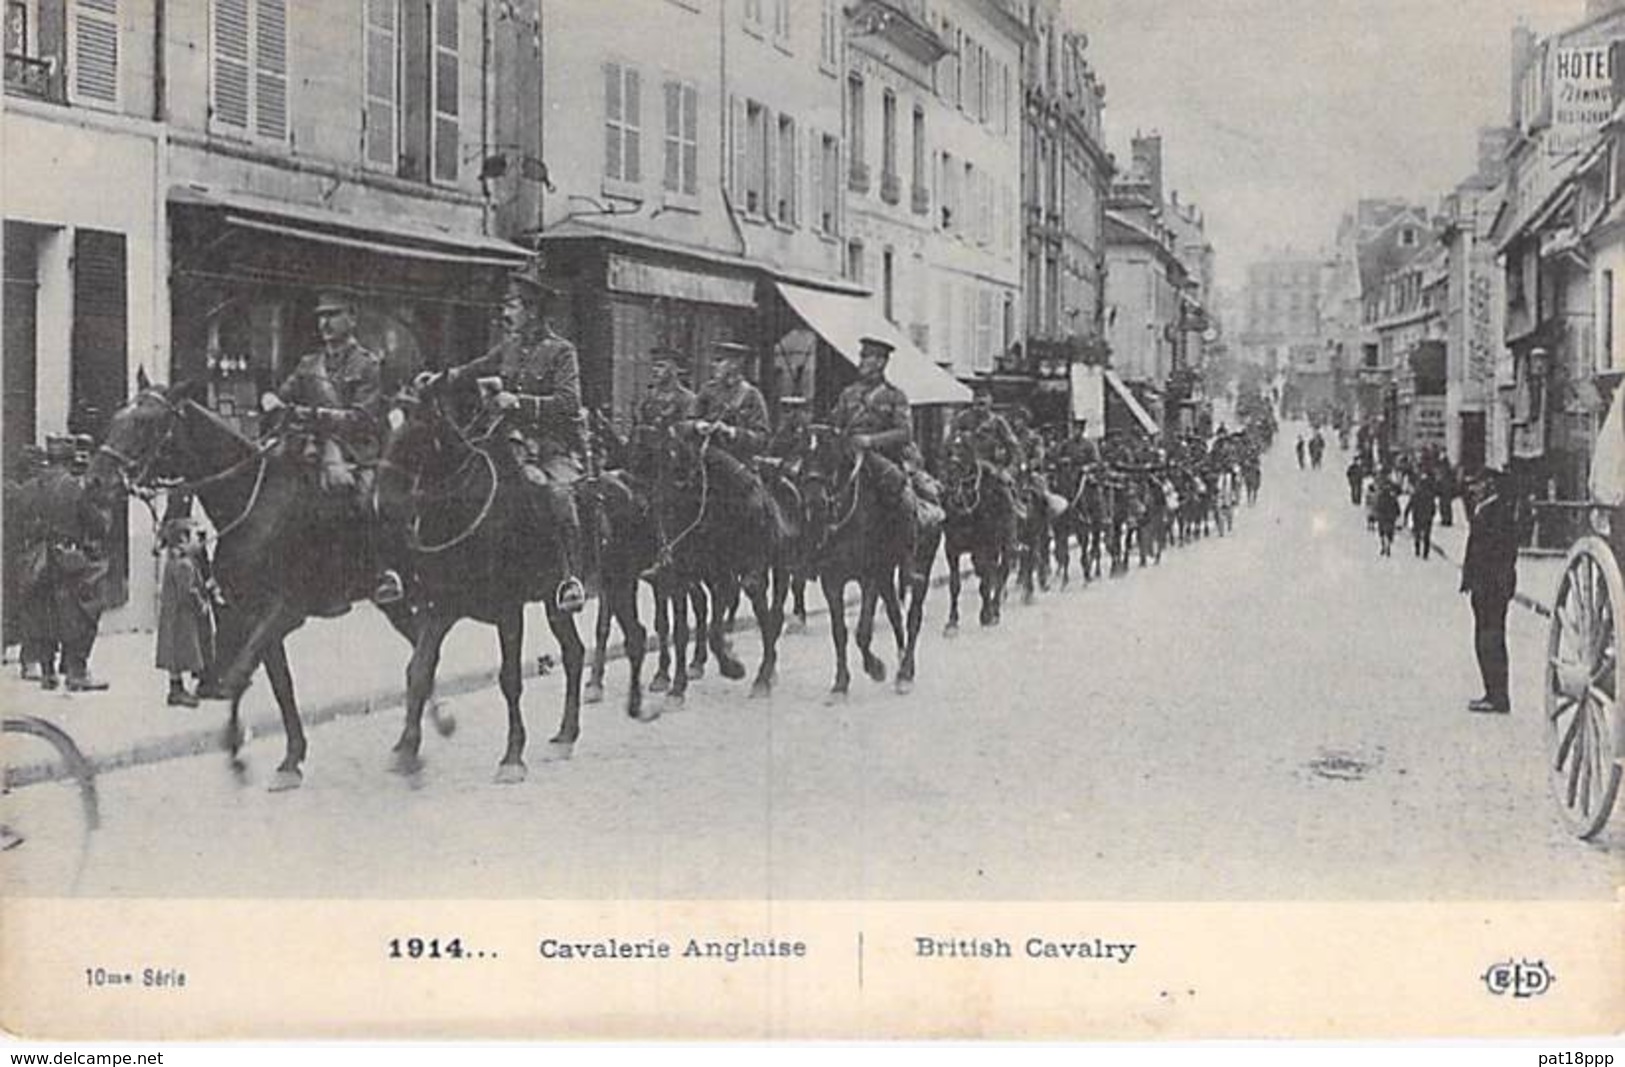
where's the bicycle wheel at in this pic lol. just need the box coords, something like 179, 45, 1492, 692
2, 716, 101, 893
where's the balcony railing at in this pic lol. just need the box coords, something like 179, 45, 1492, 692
4, 53, 58, 101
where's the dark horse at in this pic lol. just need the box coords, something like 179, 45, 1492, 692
579, 411, 709, 705
644, 426, 791, 704
939, 438, 1016, 632
377, 391, 605, 781
1012, 470, 1054, 604
1048, 459, 1108, 587
89, 380, 427, 791
798, 427, 941, 700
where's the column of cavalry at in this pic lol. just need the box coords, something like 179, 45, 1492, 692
88, 261, 1275, 791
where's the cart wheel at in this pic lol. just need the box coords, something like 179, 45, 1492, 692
1545, 537, 1625, 839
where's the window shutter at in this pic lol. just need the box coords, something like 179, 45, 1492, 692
432, 0, 460, 182
364, 0, 399, 167
213, 0, 251, 128
731, 94, 745, 201
623, 66, 640, 183
663, 80, 681, 192
809, 126, 822, 233
254, 0, 288, 140
604, 63, 623, 180
71, 0, 119, 105
765, 111, 778, 222
683, 84, 698, 195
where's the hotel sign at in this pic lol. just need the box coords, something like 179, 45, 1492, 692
1548, 44, 1619, 157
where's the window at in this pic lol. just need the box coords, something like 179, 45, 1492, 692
939, 151, 956, 230
847, 240, 864, 284
1605, 269, 1616, 371
816, 132, 840, 234
953, 28, 964, 110
963, 161, 974, 240
663, 80, 699, 196
745, 100, 769, 215
211, 0, 286, 139
911, 106, 925, 195
776, 113, 796, 224
818, 0, 838, 70
881, 90, 897, 180
430, 0, 458, 182
772, 0, 789, 45
846, 74, 865, 175
604, 62, 642, 184
364, 0, 399, 169
883, 249, 895, 323
4, 1, 30, 54
1400, 227, 1417, 248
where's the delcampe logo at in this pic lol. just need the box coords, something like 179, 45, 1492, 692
1481, 958, 1555, 998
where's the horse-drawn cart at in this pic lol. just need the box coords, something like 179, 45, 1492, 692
1543, 382, 1625, 838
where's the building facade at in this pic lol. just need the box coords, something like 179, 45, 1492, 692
1018, 0, 1112, 429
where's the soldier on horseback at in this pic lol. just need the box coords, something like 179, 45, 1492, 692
950, 387, 1024, 478
259, 289, 403, 610
421, 260, 587, 614
679, 340, 788, 546
829, 336, 929, 580
631, 344, 698, 480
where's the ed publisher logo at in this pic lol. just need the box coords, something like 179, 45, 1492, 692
1482, 958, 1555, 998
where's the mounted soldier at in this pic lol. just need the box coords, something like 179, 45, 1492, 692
258, 288, 402, 609
16, 434, 112, 691
829, 336, 928, 578
420, 259, 587, 614
679, 340, 787, 544
632, 344, 697, 479
950, 387, 1025, 477
767, 394, 815, 479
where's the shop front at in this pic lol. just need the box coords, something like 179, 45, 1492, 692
167, 187, 527, 435
540, 234, 759, 428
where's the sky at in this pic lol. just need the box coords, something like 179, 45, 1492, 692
1077, 0, 1584, 289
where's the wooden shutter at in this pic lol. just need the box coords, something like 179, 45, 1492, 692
212, 0, 251, 128
400, 0, 429, 179
682, 84, 698, 195
432, 0, 459, 182
730, 94, 745, 202
808, 126, 822, 233
364, 0, 399, 167
254, 0, 288, 140
71, 228, 129, 606
71, 0, 119, 105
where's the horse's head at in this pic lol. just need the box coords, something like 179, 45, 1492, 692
380, 387, 454, 480
88, 379, 209, 496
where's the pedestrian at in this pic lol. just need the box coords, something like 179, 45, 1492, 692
1364, 474, 1379, 531
1437, 462, 1456, 527
155, 518, 217, 707
1404, 476, 1438, 560
1346, 456, 1365, 506
17, 434, 111, 690
1460, 469, 1519, 713
1309, 431, 1325, 469
1295, 435, 1306, 470
1374, 479, 1400, 556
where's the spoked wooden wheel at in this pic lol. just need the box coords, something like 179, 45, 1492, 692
1545, 537, 1625, 839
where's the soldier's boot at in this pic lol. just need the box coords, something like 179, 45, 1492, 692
546, 484, 587, 615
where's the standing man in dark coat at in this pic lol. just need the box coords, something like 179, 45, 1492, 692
19, 434, 112, 690
1461, 468, 1519, 713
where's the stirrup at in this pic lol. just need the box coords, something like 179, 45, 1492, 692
556, 577, 586, 614
371, 570, 406, 605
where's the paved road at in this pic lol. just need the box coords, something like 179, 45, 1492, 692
5, 429, 1620, 898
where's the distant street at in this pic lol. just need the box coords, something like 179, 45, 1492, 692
4, 426, 1619, 899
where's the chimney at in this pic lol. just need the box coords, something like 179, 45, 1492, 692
1131, 133, 1164, 206
1510, 22, 1536, 126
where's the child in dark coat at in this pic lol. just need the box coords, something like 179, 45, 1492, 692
155, 519, 215, 707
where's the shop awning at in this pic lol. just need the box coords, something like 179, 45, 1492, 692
169, 184, 531, 268
775, 281, 972, 406
1104, 369, 1159, 436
